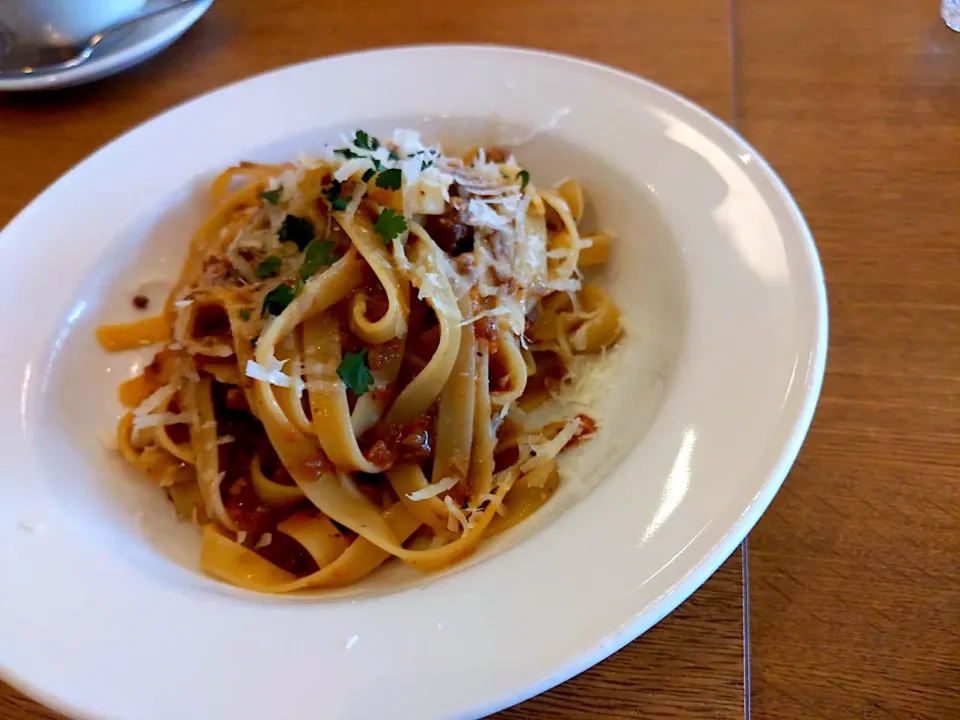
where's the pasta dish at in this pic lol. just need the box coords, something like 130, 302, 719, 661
97, 129, 622, 593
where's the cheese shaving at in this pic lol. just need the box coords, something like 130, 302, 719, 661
520, 416, 582, 473
133, 383, 176, 417
457, 306, 513, 327
245, 356, 292, 388
407, 475, 458, 501
443, 495, 471, 535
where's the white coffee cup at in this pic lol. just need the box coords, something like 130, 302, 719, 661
0, 0, 147, 45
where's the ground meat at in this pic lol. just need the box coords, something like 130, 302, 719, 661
422, 195, 474, 256
363, 411, 437, 468
192, 303, 231, 339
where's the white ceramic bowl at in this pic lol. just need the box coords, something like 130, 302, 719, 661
0, 46, 826, 720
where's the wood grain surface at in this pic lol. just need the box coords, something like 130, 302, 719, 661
0, 1, 747, 719
736, 1, 960, 719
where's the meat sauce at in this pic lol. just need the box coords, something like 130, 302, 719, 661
421, 186, 474, 256
363, 409, 437, 468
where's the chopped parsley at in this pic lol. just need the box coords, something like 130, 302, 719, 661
354, 129, 380, 150
238, 309, 251, 321
375, 168, 402, 190
374, 208, 407, 245
261, 281, 300, 316
421, 159, 432, 171
334, 147, 361, 159
251, 335, 258, 348
254, 255, 282, 278
361, 168, 376, 183
388, 149, 399, 161
258, 189, 282, 205
323, 180, 347, 212
518, 170, 530, 191
278, 215, 314, 251
300, 239, 337, 280
337, 349, 374, 397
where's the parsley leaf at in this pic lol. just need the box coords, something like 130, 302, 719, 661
361, 168, 376, 183
258, 189, 282, 205
354, 129, 380, 151
388, 149, 400, 161
239, 309, 251, 321
374, 208, 407, 245
254, 255, 282, 278
323, 180, 347, 212
375, 168, 402, 190
261, 282, 299, 317
278, 215, 314, 251
335, 147, 361, 159
518, 170, 530, 191
300, 239, 338, 280
421, 159, 432, 171
337, 349, 374, 397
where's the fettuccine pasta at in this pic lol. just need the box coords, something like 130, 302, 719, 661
99, 129, 622, 593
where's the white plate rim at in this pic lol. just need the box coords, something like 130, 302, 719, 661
0, 44, 828, 720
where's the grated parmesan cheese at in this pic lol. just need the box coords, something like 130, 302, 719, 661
457, 306, 513, 328
245, 356, 292, 388
132, 411, 197, 433
407, 476, 458, 501
443, 495, 471, 535
133, 383, 176, 418
520, 416, 582, 473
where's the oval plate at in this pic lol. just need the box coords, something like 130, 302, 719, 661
0, 46, 826, 720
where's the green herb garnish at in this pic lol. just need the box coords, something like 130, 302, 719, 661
354, 130, 380, 151
421, 159, 432, 171
278, 215, 314, 251
300, 239, 337, 280
323, 180, 347, 212
388, 149, 399, 161
518, 170, 530, 191
258, 189, 282, 205
337, 349, 374, 397
334, 147, 361, 159
361, 168, 376, 183
254, 255, 282, 278
261, 282, 299, 316
375, 168, 402, 190
238, 309, 251, 321
251, 335, 258, 348
374, 208, 407, 245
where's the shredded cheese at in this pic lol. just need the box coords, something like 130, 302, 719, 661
520, 416, 582, 473
132, 411, 197, 433
133, 383, 177, 417
443, 495, 471, 535
245, 356, 292, 388
407, 476, 459, 501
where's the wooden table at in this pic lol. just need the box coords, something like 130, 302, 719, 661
0, 1, 956, 718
